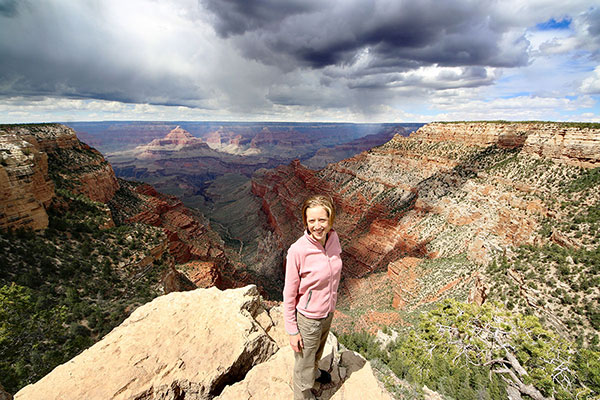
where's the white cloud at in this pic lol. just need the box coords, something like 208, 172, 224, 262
429, 94, 597, 121
580, 67, 600, 94
0, 0, 599, 122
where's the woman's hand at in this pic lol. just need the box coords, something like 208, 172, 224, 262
289, 333, 303, 353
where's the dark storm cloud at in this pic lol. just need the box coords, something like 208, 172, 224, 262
346, 66, 495, 90
203, 0, 320, 37
0, 1, 210, 108
2, 0, 593, 120
0, 0, 19, 17
202, 0, 530, 73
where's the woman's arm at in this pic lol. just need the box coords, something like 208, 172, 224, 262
283, 246, 302, 340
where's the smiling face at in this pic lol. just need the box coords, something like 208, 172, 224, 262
305, 205, 332, 246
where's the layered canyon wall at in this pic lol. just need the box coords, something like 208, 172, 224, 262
0, 124, 242, 292
251, 122, 600, 321
0, 124, 117, 231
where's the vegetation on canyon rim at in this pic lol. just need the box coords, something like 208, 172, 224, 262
0, 190, 170, 393
2, 122, 600, 398
340, 300, 600, 400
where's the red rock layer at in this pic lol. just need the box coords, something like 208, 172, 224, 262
123, 183, 249, 290
387, 257, 424, 309
143, 126, 205, 148
252, 122, 599, 314
136, 127, 213, 160
2, 124, 119, 205
205, 128, 247, 146
1, 124, 119, 231
415, 122, 530, 148
73, 155, 120, 203
125, 184, 218, 262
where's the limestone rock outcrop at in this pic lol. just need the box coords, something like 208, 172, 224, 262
0, 132, 54, 231
0, 123, 119, 231
15, 286, 392, 400
217, 344, 392, 400
422, 122, 600, 167
15, 286, 277, 400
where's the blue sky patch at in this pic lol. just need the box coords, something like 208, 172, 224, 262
536, 17, 572, 30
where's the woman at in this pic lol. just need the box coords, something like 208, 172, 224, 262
283, 194, 343, 400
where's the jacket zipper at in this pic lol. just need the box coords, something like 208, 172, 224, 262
328, 252, 333, 312
321, 239, 333, 313
305, 290, 313, 308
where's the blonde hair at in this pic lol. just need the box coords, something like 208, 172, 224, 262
301, 194, 336, 228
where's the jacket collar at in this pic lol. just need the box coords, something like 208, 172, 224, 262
304, 228, 336, 249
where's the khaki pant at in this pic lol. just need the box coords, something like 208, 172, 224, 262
293, 311, 333, 400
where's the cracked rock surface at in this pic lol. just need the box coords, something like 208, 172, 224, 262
15, 285, 390, 400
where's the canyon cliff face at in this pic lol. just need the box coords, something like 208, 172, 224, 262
0, 132, 53, 231
109, 180, 250, 290
419, 122, 600, 167
0, 124, 118, 231
0, 124, 241, 292
251, 122, 600, 333
15, 286, 392, 400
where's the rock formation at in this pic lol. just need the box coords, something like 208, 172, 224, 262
0, 123, 118, 231
422, 122, 600, 167
0, 124, 243, 293
137, 126, 213, 160
250, 122, 600, 330
0, 132, 54, 231
108, 179, 249, 291
15, 285, 392, 400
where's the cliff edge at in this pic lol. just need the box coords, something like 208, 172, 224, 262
15, 285, 392, 400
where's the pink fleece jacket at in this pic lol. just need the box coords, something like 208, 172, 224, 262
283, 229, 343, 335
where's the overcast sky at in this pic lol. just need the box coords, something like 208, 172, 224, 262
1, 0, 599, 123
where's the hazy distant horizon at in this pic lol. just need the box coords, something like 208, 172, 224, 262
1, 1, 599, 123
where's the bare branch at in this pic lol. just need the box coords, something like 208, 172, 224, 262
494, 368, 550, 400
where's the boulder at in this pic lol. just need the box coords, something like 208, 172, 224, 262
218, 335, 392, 400
15, 285, 277, 400
15, 285, 394, 400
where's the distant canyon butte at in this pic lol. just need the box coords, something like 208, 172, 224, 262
69, 122, 418, 293
64, 121, 600, 336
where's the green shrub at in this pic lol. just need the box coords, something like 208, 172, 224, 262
385, 300, 598, 400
